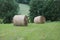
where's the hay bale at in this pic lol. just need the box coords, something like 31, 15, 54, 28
34, 16, 46, 24
13, 15, 28, 26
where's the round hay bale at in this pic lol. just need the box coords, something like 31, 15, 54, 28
34, 16, 46, 24
13, 15, 28, 26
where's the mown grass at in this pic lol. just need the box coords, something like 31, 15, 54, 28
0, 3, 60, 40
18, 4, 30, 16
0, 22, 60, 40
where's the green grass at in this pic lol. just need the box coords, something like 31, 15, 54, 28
0, 22, 60, 40
18, 4, 30, 16
0, 3, 60, 40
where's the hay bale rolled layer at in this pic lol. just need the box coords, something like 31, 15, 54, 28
13, 15, 28, 26
34, 16, 46, 24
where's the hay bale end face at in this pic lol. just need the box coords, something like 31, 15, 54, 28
34, 16, 46, 24
13, 15, 28, 26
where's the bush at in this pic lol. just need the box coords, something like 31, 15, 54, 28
16, 0, 30, 4
29, 0, 60, 22
0, 0, 19, 23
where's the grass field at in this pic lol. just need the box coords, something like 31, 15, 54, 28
0, 4, 60, 40
0, 22, 60, 40
18, 4, 30, 15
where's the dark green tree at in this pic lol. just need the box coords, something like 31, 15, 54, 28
0, 0, 19, 23
16, 0, 30, 4
29, 0, 60, 22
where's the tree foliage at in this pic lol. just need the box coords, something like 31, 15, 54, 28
29, 0, 60, 22
16, 0, 30, 4
0, 0, 19, 23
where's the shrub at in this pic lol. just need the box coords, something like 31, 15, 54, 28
29, 0, 60, 22
16, 0, 30, 4
0, 0, 19, 23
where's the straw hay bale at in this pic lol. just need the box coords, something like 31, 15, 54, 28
34, 16, 46, 24
13, 15, 28, 26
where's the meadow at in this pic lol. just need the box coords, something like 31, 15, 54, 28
0, 4, 60, 40
0, 22, 60, 40
18, 3, 30, 16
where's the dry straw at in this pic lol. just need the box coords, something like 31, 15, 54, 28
34, 16, 46, 24
13, 15, 28, 26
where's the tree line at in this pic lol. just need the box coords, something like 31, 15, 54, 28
0, 0, 60, 23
